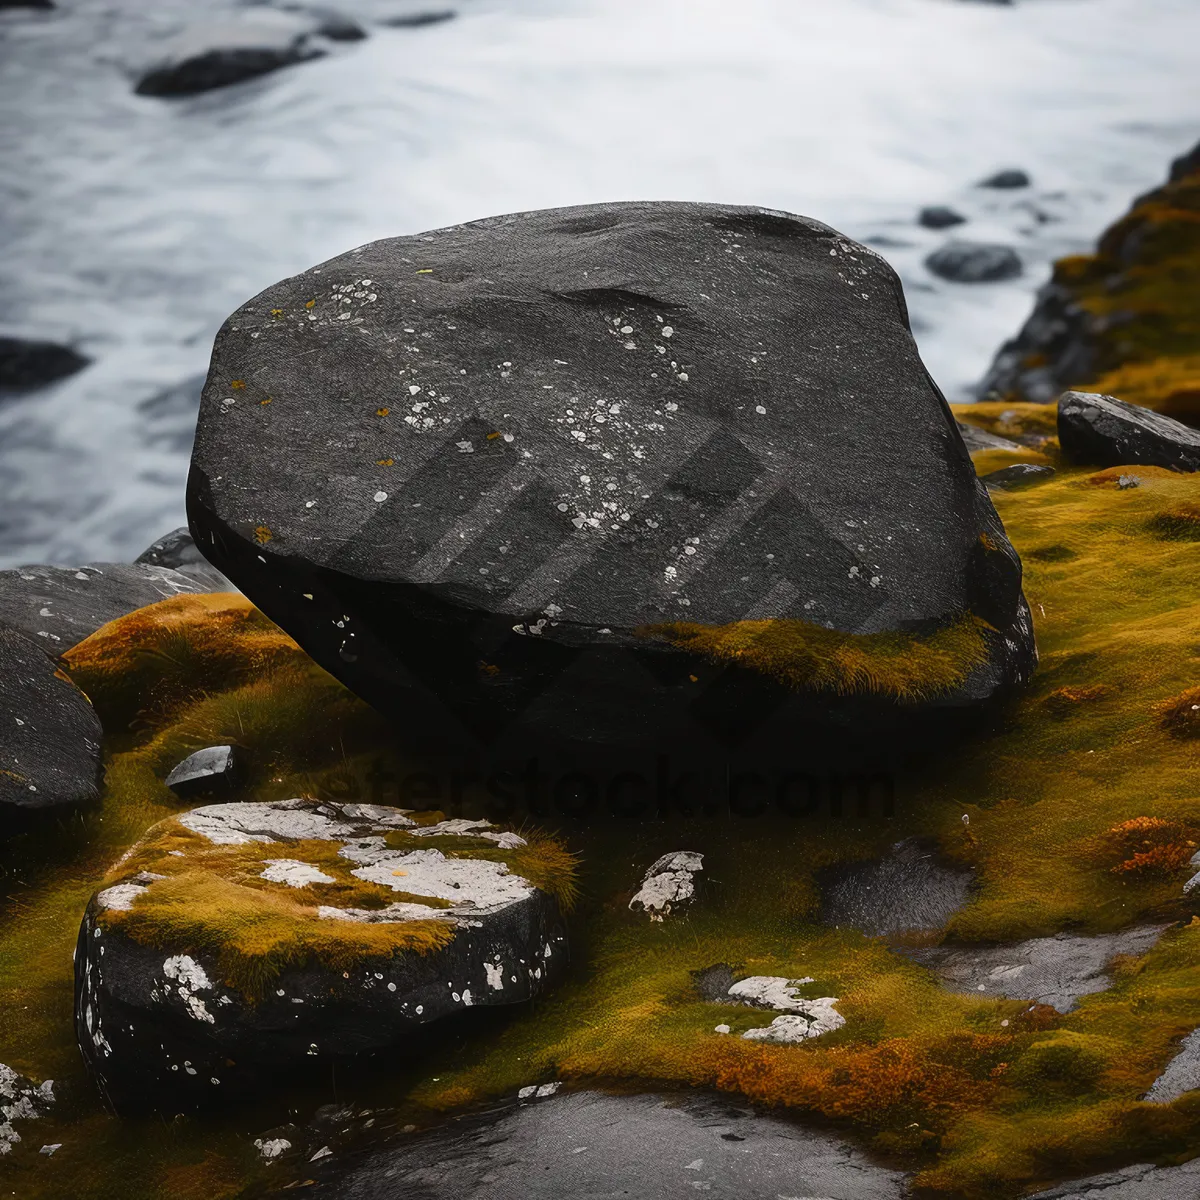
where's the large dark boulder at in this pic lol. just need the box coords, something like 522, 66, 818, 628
1057, 391, 1200, 471
0, 337, 88, 393
0, 621, 102, 819
0, 562, 211, 653
926, 241, 1022, 283
75, 799, 569, 1113
186, 202, 1036, 760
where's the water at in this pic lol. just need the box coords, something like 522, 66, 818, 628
1, 0, 1198, 568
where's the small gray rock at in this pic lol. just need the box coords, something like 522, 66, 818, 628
918, 205, 967, 230
0, 622, 102, 818
979, 168, 1031, 189
164, 745, 240, 800
956, 420, 1022, 453
980, 463, 1056, 490
1144, 1027, 1200, 1104
1058, 390, 1200, 471
926, 241, 1022, 283
0, 561, 207, 654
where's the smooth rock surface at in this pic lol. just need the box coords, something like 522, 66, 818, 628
75, 799, 567, 1112
918, 205, 967, 230
0, 621, 102, 817
1057, 390, 1200, 471
187, 201, 1036, 755
163, 745, 240, 799
1030, 1158, 1200, 1199
0, 336, 88, 393
134, 12, 330, 96
0, 561, 207, 652
1144, 1027, 1200, 1103
820, 838, 974, 936
926, 241, 1023, 283
302, 1090, 909, 1199
904, 924, 1166, 1013
979, 463, 1056, 490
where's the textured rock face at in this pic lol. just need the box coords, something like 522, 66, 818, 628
163, 745, 240, 800
0, 561, 209, 653
301, 1090, 910, 1199
1058, 390, 1200, 471
136, 527, 234, 593
1030, 1158, 1200, 1199
75, 799, 568, 1112
0, 622, 101, 818
981, 139, 1200, 408
1144, 1027, 1200, 1103
187, 201, 1035, 756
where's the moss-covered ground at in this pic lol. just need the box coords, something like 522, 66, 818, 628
3, 448, 1200, 1198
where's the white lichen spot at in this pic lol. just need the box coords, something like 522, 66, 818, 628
260, 860, 335, 888
162, 956, 216, 1024
725, 976, 817, 1012
740, 998, 844, 1043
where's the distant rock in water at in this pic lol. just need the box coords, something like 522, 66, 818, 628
981, 139, 1200, 410
0, 621, 102, 820
75, 799, 569, 1113
134, 11, 350, 97
381, 9, 457, 27
0, 337, 88, 393
918, 205, 967, 230
978, 168, 1031, 189
0, 561, 210, 653
299, 1090, 909, 1200
1057, 391, 1200, 471
926, 241, 1022, 283
186, 201, 1036, 759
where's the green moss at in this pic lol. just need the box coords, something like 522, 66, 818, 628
637, 614, 993, 702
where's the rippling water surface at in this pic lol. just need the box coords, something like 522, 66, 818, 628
1, 0, 1198, 566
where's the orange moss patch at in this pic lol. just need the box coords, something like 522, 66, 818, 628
1157, 686, 1200, 738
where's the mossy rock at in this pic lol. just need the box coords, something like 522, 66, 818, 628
74, 799, 572, 1113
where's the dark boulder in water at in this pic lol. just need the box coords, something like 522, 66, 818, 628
186, 201, 1036, 761
0, 337, 88, 393
926, 241, 1022, 283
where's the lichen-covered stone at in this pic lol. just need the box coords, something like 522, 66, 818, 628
186, 201, 1036, 755
0, 1063, 54, 1156
74, 799, 569, 1113
628, 850, 703, 921
0, 620, 101, 819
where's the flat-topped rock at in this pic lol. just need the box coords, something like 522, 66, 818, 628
75, 799, 570, 1112
187, 201, 1035, 754
0, 621, 102, 820
0, 561, 208, 653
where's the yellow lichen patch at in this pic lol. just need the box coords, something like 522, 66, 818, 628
260, 396, 272, 406
230, 380, 245, 390
952, 401, 1059, 441
376, 457, 394, 466
63, 592, 300, 734
376, 407, 390, 417
304, 299, 316, 308
638, 614, 992, 703
96, 820, 459, 999
254, 524, 272, 544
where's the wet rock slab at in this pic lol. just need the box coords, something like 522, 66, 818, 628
302, 1090, 909, 1199
820, 838, 974, 937
0, 621, 101, 818
904, 925, 1166, 1013
1144, 1027, 1200, 1104
187, 200, 1035, 755
1030, 1157, 1200, 1199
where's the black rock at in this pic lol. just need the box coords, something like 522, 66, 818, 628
0, 621, 102, 819
164, 745, 240, 799
186, 201, 1036, 760
926, 241, 1022, 283
381, 10, 457, 28
300, 1090, 908, 1199
277, 6, 367, 41
136, 527, 235, 593
0, 562, 210, 654
0, 337, 89, 393
819, 838, 973, 937
75, 799, 568, 1113
1057, 391, 1200, 471
918, 205, 967, 230
978, 168, 1031, 189
134, 14, 327, 97
955, 420, 1022, 453
979, 463, 1056, 490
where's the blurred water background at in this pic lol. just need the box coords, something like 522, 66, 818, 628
1, 0, 1198, 567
